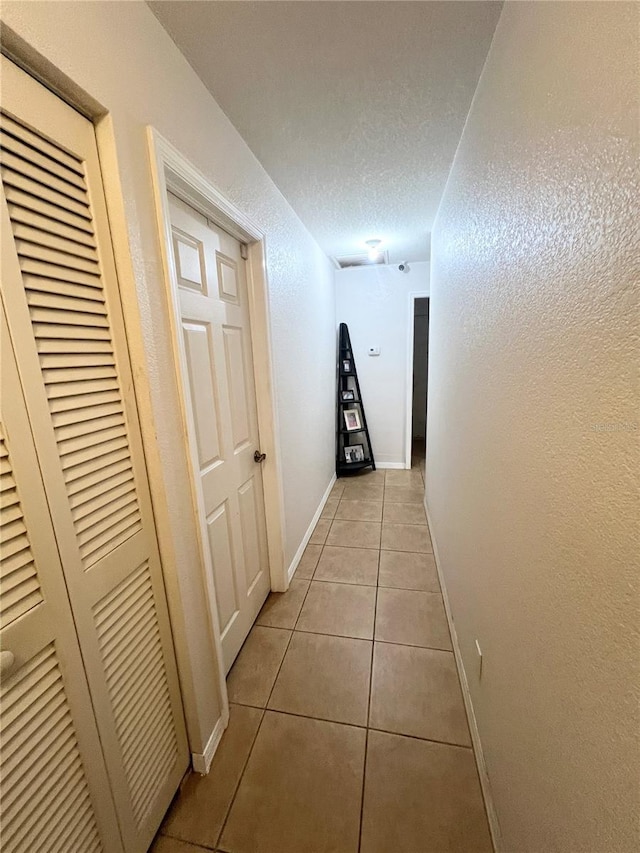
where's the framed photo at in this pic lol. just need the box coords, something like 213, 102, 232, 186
341, 390, 355, 402
342, 359, 352, 373
343, 409, 362, 432
344, 444, 365, 463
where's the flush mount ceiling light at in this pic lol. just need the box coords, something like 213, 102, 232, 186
365, 239, 382, 261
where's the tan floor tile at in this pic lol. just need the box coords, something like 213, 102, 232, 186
227, 626, 291, 707
314, 546, 379, 586
384, 484, 425, 504
295, 544, 322, 579
369, 642, 470, 745
297, 581, 376, 639
321, 497, 340, 519
268, 632, 372, 725
152, 837, 213, 853
341, 481, 384, 502
160, 704, 262, 848
335, 499, 383, 522
257, 579, 310, 629
309, 518, 331, 544
219, 711, 365, 853
382, 501, 427, 525
366, 469, 386, 484
344, 468, 385, 485
327, 519, 381, 549
330, 480, 346, 498
375, 589, 452, 650
384, 469, 423, 487
381, 523, 432, 553
360, 731, 492, 853
378, 551, 441, 592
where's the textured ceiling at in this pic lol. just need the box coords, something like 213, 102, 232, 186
149, 1, 503, 264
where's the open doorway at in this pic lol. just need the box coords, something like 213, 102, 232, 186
405, 294, 430, 471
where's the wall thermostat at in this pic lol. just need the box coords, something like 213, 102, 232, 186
367, 346, 381, 356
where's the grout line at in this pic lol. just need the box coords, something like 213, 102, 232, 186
366, 724, 473, 751
367, 547, 380, 726
357, 727, 370, 853
214, 704, 266, 849
380, 548, 434, 555
260, 569, 318, 706
217, 706, 474, 753
253, 705, 368, 732
291, 626, 374, 643
373, 636, 454, 653
252, 555, 323, 711
255, 622, 451, 654
161, 830, 217, 851
316, 537, 383, 551
312, 541, 326, 580
360, 542, 380, 853
307, 577, 377, 589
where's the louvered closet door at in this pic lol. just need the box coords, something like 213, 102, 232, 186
0, 305, 124, 852
0, 56, 188, 852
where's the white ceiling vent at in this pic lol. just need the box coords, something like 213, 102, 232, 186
334, 251, 389, 269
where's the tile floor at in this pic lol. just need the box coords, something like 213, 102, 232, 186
153, 465, 492, 853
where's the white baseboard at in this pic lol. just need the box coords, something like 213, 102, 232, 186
287, 474, 336, 583
376, 461, 406, 469
191, 706, 228, 775
424, 498, 502, 853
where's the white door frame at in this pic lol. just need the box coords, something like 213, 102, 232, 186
404, 291, 430, 469
147, 128, 287, 702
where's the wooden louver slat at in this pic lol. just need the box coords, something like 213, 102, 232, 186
7, 205, 97, 248
5, 187, 95, 235
0, 645, 101, 853
94, 563, 178, 826
0, 112, 85, 176
0, 426, 44, 629
1, 112, 143, 571
0, 131, 87, 191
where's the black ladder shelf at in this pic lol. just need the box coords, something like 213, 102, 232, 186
336, 323, 376, 476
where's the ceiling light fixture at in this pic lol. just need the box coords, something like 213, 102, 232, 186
365, 239, 382, 261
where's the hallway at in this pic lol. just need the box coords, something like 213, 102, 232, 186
153, 467, 492, 853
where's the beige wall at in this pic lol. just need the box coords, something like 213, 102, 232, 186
1, 0, 336, 760
427, 2, 639, 851
335, 263, 429, 466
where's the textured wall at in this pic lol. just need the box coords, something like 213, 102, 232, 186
335, 263, 429, 466
428, 2, 639, 851
1, 0, 335, 757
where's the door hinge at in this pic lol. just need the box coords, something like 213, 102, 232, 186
240, 243, 249, 260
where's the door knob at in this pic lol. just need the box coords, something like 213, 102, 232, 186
254, 450, 267, 463
0, 650, 15, 678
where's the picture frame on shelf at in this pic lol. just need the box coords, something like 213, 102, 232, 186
341, 389, 355, 402
344, 444, 365, 463
342, 359, 352, 373
343, 409, 362, 431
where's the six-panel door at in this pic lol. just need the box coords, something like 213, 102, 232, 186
169, 195, 270, 672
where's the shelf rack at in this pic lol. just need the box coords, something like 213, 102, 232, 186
336, 323, 375, 476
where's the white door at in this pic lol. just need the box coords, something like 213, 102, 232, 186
169, 195, 270, 672
1, 57, 188, 851
0, 304, 123, 853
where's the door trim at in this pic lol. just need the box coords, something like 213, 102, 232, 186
405, 291, 430, 469
147, 127, 287, 712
